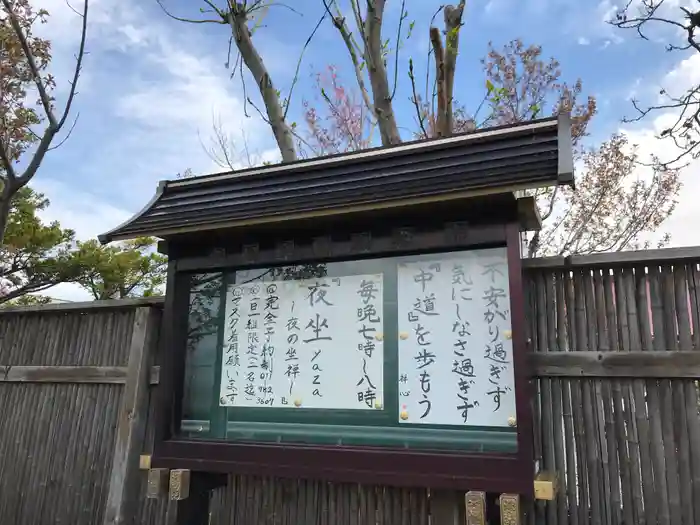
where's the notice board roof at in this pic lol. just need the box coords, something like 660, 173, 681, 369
99, 114, 574, 244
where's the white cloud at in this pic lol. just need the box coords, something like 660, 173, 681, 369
32, 0, 266, 210
621, 53, 700, 248
662, 53, 700, 97
568, 0, 624, 47
32, 178, 132, 240
17, 0, 274, 302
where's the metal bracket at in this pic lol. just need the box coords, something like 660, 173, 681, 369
169, 469, 191, 501
499, 494, 520, 525
139, 454, 151, 470
465, 491, 486, 525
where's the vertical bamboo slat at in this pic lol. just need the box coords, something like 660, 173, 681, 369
555, 271, 579, 525
622, 268, 655, 525
603, 271, 635, 525
636, 269, 671, 525
684, 264, 700, 519
535, 272, 556, 525
565, 271, 590, 525
594, 269, 620, 525
612, 269, 644, 525
673, 266, 698, 525
575, 270, 603, 525
656, 266, 684, 525
545, 273, 568, 525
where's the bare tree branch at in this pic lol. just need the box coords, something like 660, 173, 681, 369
283, 9, 328, 120
159, 1, 327, 163
324, 0, 401, 146
430, 27, 446, 137
390, 0, 406, 101
608, 0, 700, 168
48, 113, 80, 152
407, 59, 428, 138
3, 0, 56, 128
227, 3, 296, 161
0, 0, 88, 194
320, 86, 361, 150
247, 96, 318, 154
424, 4, 445, 105
156, 0, 224, 23
322, 0, 376, 120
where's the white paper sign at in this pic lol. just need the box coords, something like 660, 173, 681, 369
219, 273, 384, 410
397, 248, 516, 427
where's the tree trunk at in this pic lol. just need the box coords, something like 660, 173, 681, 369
364, 0, 402, 146
0, 194, 11, 247
230, 12, 297, 162
430, 27, 446, 138
527, 231, 540, 258
443, 2, 465, 136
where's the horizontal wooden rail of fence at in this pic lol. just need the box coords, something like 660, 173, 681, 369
0, 247, 699, 525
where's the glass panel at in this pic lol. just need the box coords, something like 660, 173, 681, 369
177, 248, 519, 452
180, 272, 224, 438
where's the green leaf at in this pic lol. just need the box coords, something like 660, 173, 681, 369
486, 79, 494, 94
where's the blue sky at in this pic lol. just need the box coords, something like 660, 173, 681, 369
25, 0, 700, 299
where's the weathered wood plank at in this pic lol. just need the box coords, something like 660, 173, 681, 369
529, 351, 700, 378
537, 272, 557, 525
103, 307, 161, 525
654, 266, 683, 525
595, 270, 621, 525
682, 263, 700, 525
564, 271, 589, 525
430, 490, 463, 525
555, 271, 579, 525
0, 365, 160, 384
673, 266, 697, 525
616, 268, 645, 525
637, 270, 670, 525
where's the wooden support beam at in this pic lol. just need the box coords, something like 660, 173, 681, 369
430, 490, 464, 525
516, 195, 542, 232
147, 469, 170, 499
530, 351, 700, 378
167, 473, 227, 525
0, 365, 160, 384
103, 307, 160, 525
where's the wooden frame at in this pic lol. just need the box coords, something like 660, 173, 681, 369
151, 214, 535, 495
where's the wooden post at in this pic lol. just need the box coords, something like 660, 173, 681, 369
166, 473, 227, 525
103, 307, 160, 525
431, 489, 464, 525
